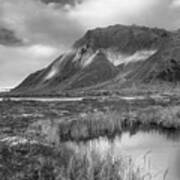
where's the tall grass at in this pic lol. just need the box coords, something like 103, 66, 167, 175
57, 105, 180, 141
2, 105, 178, 179
0, 141, 145, 180
58, 111, 125, 141
136, 105, 180, 128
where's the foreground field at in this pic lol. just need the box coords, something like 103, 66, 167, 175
0, 95, 180, 179
0, 139, 148, 180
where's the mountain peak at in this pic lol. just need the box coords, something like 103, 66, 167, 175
73, 24, 169, 53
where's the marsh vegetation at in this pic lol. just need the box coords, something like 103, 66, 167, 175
0, 95, 180, 180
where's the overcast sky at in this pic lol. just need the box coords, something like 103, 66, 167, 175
0, 0, 180, 89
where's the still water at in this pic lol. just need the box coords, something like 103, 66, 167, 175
67, 131, 180, 180
0, 97, 84, 102
0, 94, 169, 102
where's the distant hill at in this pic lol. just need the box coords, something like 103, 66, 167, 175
11, 24, 180, 95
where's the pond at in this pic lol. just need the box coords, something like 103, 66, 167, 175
66, 130, 180, 180
0, 97, 84, 102
0, 94, 169, 102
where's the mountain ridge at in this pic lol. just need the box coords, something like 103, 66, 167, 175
11, 24, 180, 95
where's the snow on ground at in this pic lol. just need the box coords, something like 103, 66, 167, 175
0, 136, 38, 146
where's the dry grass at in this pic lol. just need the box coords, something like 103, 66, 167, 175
1, 102, 178, 180
58, 105, 180, 141
136, 105, 180, 128
0, 140, 145, 180
58, 110, 125, 141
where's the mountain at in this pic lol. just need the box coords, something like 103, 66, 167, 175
11, 24, 180, 95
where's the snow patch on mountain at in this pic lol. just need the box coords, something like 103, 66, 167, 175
44, 52, 71, 80
82, 52, 98, 67
45, 68, 57, 80
106, 49, 157, 66
44, 48, 157, 82
73, 48, 98, 68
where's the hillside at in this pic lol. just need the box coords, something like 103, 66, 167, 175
11, 24, 180, 95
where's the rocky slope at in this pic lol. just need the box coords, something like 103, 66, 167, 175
12, 24, 180, 95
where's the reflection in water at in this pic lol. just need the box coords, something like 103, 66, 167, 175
66, 131, 180, 180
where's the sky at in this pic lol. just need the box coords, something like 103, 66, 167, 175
0, 0, 180, 89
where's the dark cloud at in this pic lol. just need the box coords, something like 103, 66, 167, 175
41, 0, 75, 5
40, 0, 84, 6
0, 0, 84, 47
0, 27, 23, 46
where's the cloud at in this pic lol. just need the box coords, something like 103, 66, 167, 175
171, 0, 180, 7
70, 0, 176, 29
40, 0, 86, 7
0, 27, 23, 46
40, 0, 78, 5
27, 44, 57, 57
0, 0, 84, 47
